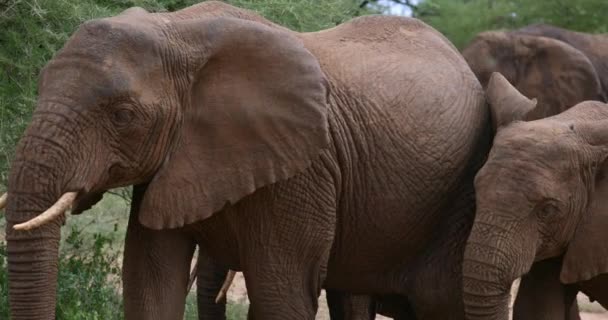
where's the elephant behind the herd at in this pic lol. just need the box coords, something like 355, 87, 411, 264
0, 2, 607, 320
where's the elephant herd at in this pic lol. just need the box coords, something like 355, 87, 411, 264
0, 2, 607, 320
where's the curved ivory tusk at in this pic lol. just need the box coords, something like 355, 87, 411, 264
0, 193, 7, 210
215, 270, 236, 304
13, 192, 77, 231
187, 261, 199, 293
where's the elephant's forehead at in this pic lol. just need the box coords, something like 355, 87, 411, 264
492, 121, 578, 163
499, 121, 573, 143
39, 61, 133, 103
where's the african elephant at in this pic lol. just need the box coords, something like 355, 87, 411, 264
1, 2, 490, 320
517, 23, 608, 99
462, 72, 608, 320
322, 26, 608, 320
462, 30, 605, 119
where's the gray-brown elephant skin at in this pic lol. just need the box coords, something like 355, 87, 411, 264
462, 72, 608, 320
1, 2, 489, 319
462, 30, 604, 121
517, 23, 608, 99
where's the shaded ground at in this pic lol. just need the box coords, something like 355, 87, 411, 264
223, 273, 607, 319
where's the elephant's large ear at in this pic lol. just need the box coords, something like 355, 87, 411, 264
486, 72, 537, 133
510, 34, 602, 118
560, 146, 608, 284
139, 17, 329, 229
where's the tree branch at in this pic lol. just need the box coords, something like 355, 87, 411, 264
359, 0, 371, 8
392, 0, 419, 11
359, 0, 420, 14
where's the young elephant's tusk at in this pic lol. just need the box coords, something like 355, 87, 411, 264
215, 270, 236, 303
0, 193, 7, 210
13, 192, 77, 231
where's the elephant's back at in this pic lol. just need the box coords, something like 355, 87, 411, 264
301, 16, 489, 284
518, 24, 608, 97
301, 15, 486, 141
301, 15, 487, 179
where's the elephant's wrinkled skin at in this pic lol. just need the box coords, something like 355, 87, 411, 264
2, 2, 489, 319
462, 29, 605, 120
462, 27, 608, 320
462, 72, 608, 320
518, 23, 608, 99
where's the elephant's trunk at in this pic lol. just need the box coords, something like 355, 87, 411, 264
5, 218, 61, 320
462, 208, 536, 320
5, 127, 79, 319
5, 182, 64, 319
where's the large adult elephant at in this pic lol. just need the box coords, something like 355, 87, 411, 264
517, 23, 608, 99
462, 30, 605, 119
0, 2, 490, 320
462, 72, 608, 320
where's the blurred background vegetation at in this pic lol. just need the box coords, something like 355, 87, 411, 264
0, 0, 607, 319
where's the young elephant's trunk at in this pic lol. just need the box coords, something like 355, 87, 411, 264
462, 208, 536, 320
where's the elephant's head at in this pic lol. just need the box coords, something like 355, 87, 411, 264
462, 31, 603, 122
2, 6, 329, 319
462, 73, 608, 320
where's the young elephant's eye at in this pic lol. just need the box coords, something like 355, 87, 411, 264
112, 108, 134, 127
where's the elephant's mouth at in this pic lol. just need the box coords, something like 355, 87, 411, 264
71, 191, 105, 215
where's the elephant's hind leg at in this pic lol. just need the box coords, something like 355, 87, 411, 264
196, 247, 229, 320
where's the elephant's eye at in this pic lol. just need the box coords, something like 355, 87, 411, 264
112, 108, 134, 127
536, 201, 560, 220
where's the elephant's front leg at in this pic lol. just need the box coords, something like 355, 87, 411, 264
123, 191, 197, 320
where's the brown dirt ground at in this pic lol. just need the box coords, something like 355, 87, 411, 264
223, 273, 608, 319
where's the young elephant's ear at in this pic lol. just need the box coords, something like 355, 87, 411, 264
486, 72, 537, 132
139, 17, 329, 229
560, 152, 608, 284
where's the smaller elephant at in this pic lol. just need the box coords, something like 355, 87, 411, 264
462, 72, 608, 320
462, 30, 605, 120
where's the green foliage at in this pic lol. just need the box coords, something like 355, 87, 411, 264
414, 0, 608, 49
224, 0, 371, 31
183, 294, 249, 320
226, 299, 249, 319
55, 228, 123, 319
